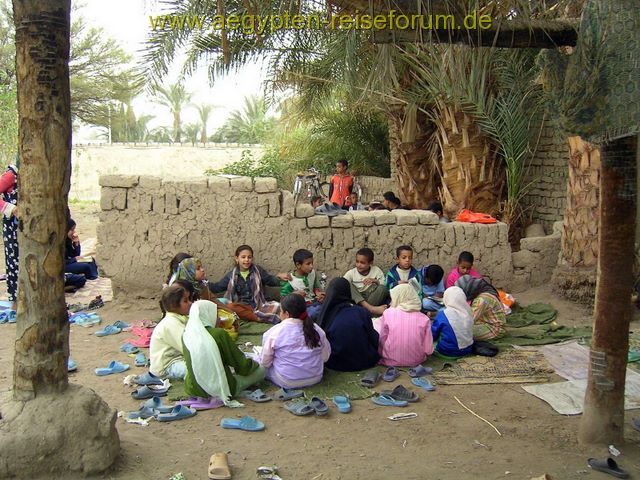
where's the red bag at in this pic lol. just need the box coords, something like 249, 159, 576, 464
456, 209, 497, 224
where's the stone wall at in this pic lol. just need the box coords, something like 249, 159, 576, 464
97, 175, 514, 295
355, 175, 396, 204
70, 144, 262, 201
521, 118, 569, 231
512, 222, 562, 292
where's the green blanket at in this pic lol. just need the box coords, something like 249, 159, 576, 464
495, 302, 592, 348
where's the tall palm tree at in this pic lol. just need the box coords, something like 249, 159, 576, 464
194, 103, 214, 145
153, 81, 192, 143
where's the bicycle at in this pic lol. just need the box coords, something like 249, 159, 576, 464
292, 168, 330, 204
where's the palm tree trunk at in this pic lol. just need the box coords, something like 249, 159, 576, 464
200, 120, 207, 145
173, 111, 181, 143
552, 136, 601, 303
437, 105, 503, 218
579, 134, 637, 444
388, 107, 439, 208
13, 0, 72, 400
0, 4, 119, 478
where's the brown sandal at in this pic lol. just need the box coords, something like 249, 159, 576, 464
208, 452, 231, 480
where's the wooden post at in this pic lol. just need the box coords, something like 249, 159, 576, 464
579, 135, 637, 444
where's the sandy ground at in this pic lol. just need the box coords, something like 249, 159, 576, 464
0, 206, 639, 479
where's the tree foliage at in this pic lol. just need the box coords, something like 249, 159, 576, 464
210, 95, 274, 143
153, 82, 192, 143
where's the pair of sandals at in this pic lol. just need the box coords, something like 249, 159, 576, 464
284, 397, 328, 416
373, 385, 420, 407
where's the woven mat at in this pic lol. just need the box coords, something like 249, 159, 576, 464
432, 350, 553, 385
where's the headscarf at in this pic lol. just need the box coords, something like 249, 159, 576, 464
182, 300, 237, 406
317, 277, 354, 331
442, 286, 474, 350
390, 284, 422, 312
170, 258, 203, 294
455, 274, 499, 301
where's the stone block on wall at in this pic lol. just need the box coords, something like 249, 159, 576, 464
415, 210, 439, 225
99, 174, 139, 188
307, 216, 330, 228
100, 187, 115, 211
165, 193, 178, 215
393, 210, 418, 225
230, 176, 253, 192
352, 211, 375, 227
112, 188, 127, 210
331, 213, 354, 228
373, 210, 396, 225
208, 176, 231, 194
254, 177, 278, 193
295, 204, 315, 218
138, 175, 162, 190
282, 191, 295, 218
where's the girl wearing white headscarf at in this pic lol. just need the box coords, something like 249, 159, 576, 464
377, 284, 434, 367
182, 300, 265, 404
430, 286, 474, 358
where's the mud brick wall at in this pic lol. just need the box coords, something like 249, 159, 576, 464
521, 118, 570, 231
97, 175, 515, 295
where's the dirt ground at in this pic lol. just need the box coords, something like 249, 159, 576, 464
0, 205, 640, 479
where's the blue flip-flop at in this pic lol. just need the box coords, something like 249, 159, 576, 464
0, 310, 16, 324
73, 313, 101, 327
411, 377, 435, 392
120, 342, 139, 354
95, 324, 121, 337
141, 396, 174, 413
126, 406, 157, 420
67, 358, 77, 372
332, 395, 352, 413
134, 352, 147, 367
95, 360, 129, 376
272, 387, 304, 401
284, 401, 315, 416
383, 366, 400, 382
220, 415, 265, 431
372, 393, 408, 407
7, 310, 16, 323
408, 365, 433, 378
131, 385, 168, 400
241, 389, 272, 403
133, 371, 164, 386
157, 405, 197, 422
113, 320, 130, 330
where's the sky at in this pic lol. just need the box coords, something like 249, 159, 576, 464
77, 0, 266, 141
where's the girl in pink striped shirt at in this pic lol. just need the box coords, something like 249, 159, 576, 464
378, 284, 434, 367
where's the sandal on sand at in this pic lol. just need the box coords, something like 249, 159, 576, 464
383, 366, 400, 382
133, 371, 164, 386
587, 458, 630, 478
360, 369, 381, 388
332, 395, 351, 414
310, 396, 329, 416
382, 385, 419, 403
283, 401, 314, 416
157, 405, 197, 422
411, 377, 435, 392
408, 365, 432, 378
272, 387, 304, 401
220, 415, 265, 431
371, 393, 408, 407
209, 452, 231, 480
131, 385, 168, 400
241, 388, 272, 403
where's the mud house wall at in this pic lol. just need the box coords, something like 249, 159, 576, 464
97, 175, 515, 295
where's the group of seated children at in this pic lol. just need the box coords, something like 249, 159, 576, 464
64, 218, 99, 292
148, 243, 507, 405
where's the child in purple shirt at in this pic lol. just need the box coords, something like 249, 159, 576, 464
259, 294, 331, 388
